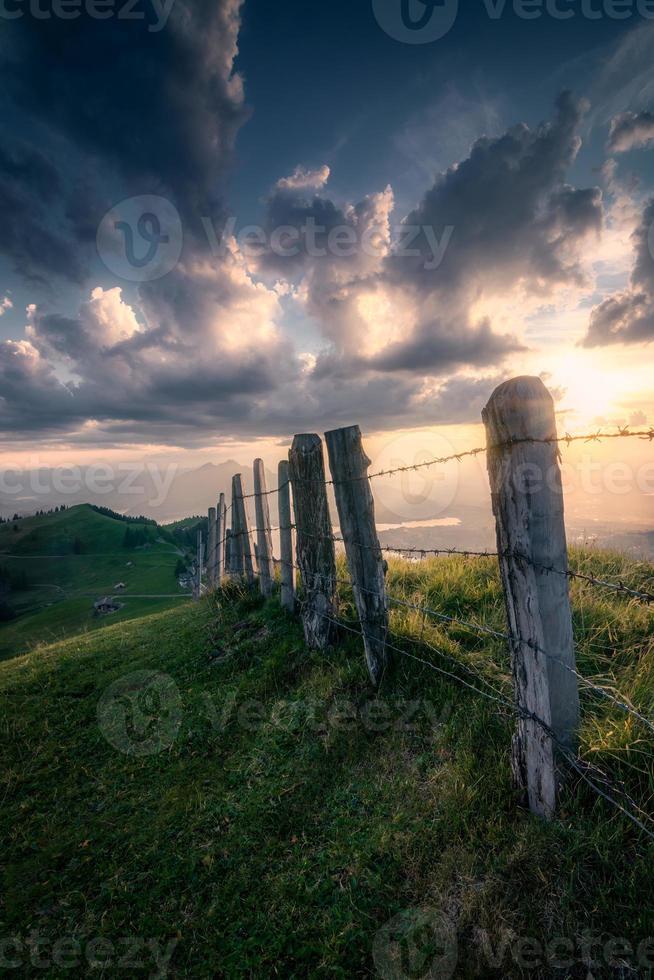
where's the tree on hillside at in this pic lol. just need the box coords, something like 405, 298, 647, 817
123, 526, 152, 549
0, 583, 15, 622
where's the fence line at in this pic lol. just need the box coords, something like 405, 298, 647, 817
200, 375, 654, 831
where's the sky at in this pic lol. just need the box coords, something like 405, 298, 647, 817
1, 0, 654, 477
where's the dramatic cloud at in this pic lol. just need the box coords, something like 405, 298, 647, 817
389, 92, 601, 297
0, 142, 87, 284
583, 198, 654, 347
0, 0, 300, 443
0, 7, 614, 450
608, 111, 654, 153
258, 93, 599, 380
0, 0, 247, 284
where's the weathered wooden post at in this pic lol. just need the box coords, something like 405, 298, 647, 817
195, 529, 203, 601
229, 486, 244, 578
216, 493, 226, 585
278, 460, 296, 613
288, 434, 337, 649
225, 528, 234, 576
208, 506, 217, 588
483, 376, 579, 820
232, 474, 255, 586
326, 425, 389, 687
253, 459, 274, 597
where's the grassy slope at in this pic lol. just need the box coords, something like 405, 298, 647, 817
1, 553, 654, 977
0, 505, 188, 660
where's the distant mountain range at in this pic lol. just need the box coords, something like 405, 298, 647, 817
0, 461, 276, 524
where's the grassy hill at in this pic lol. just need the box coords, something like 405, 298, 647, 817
0, 504, 190, 660
1, 553, 653, 976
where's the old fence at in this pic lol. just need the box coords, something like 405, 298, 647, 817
198, 376, 654, 833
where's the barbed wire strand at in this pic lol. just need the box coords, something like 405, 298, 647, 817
233, 426, 654, 499
287, 525, 654, 607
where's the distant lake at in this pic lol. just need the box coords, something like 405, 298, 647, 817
377, 518, 462, 531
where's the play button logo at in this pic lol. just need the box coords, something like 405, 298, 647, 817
372, 0, 459, 43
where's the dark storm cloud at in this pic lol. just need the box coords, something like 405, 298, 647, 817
386, 93, 601, 296
367, 318, 523, 374
583, 198, 654, 346
0, 0, 304, 444
3, 0, 247, 222
608, 110, 654, 153
0, 142, 86, 283
0, 0, 247, 285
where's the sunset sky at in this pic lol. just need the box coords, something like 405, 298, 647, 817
1, 0, 654, 474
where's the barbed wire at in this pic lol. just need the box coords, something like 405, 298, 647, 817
265, 553, 654, 739
307, 606, 654, 843
352, 576, 654, 739
233, 426, 654, 500
286, 525, 654, 607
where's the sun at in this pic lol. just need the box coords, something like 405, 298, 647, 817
548, 351, 633, 428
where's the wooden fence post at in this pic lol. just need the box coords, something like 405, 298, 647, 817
253, 459, 274, 597
288, 434, 337, 649
208, 506, 217, 589
230, 484, 244, 579
225, 529, 234, 576
195, 529, 203, 601
216, 493, 226, 586
278, 460, 296, 613
232, 473, 255, 586
325, 425, 389, 687
483, 376, 580, 820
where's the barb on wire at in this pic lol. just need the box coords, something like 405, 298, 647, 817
237, 481, 290, 502
503, 427, 654, 449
